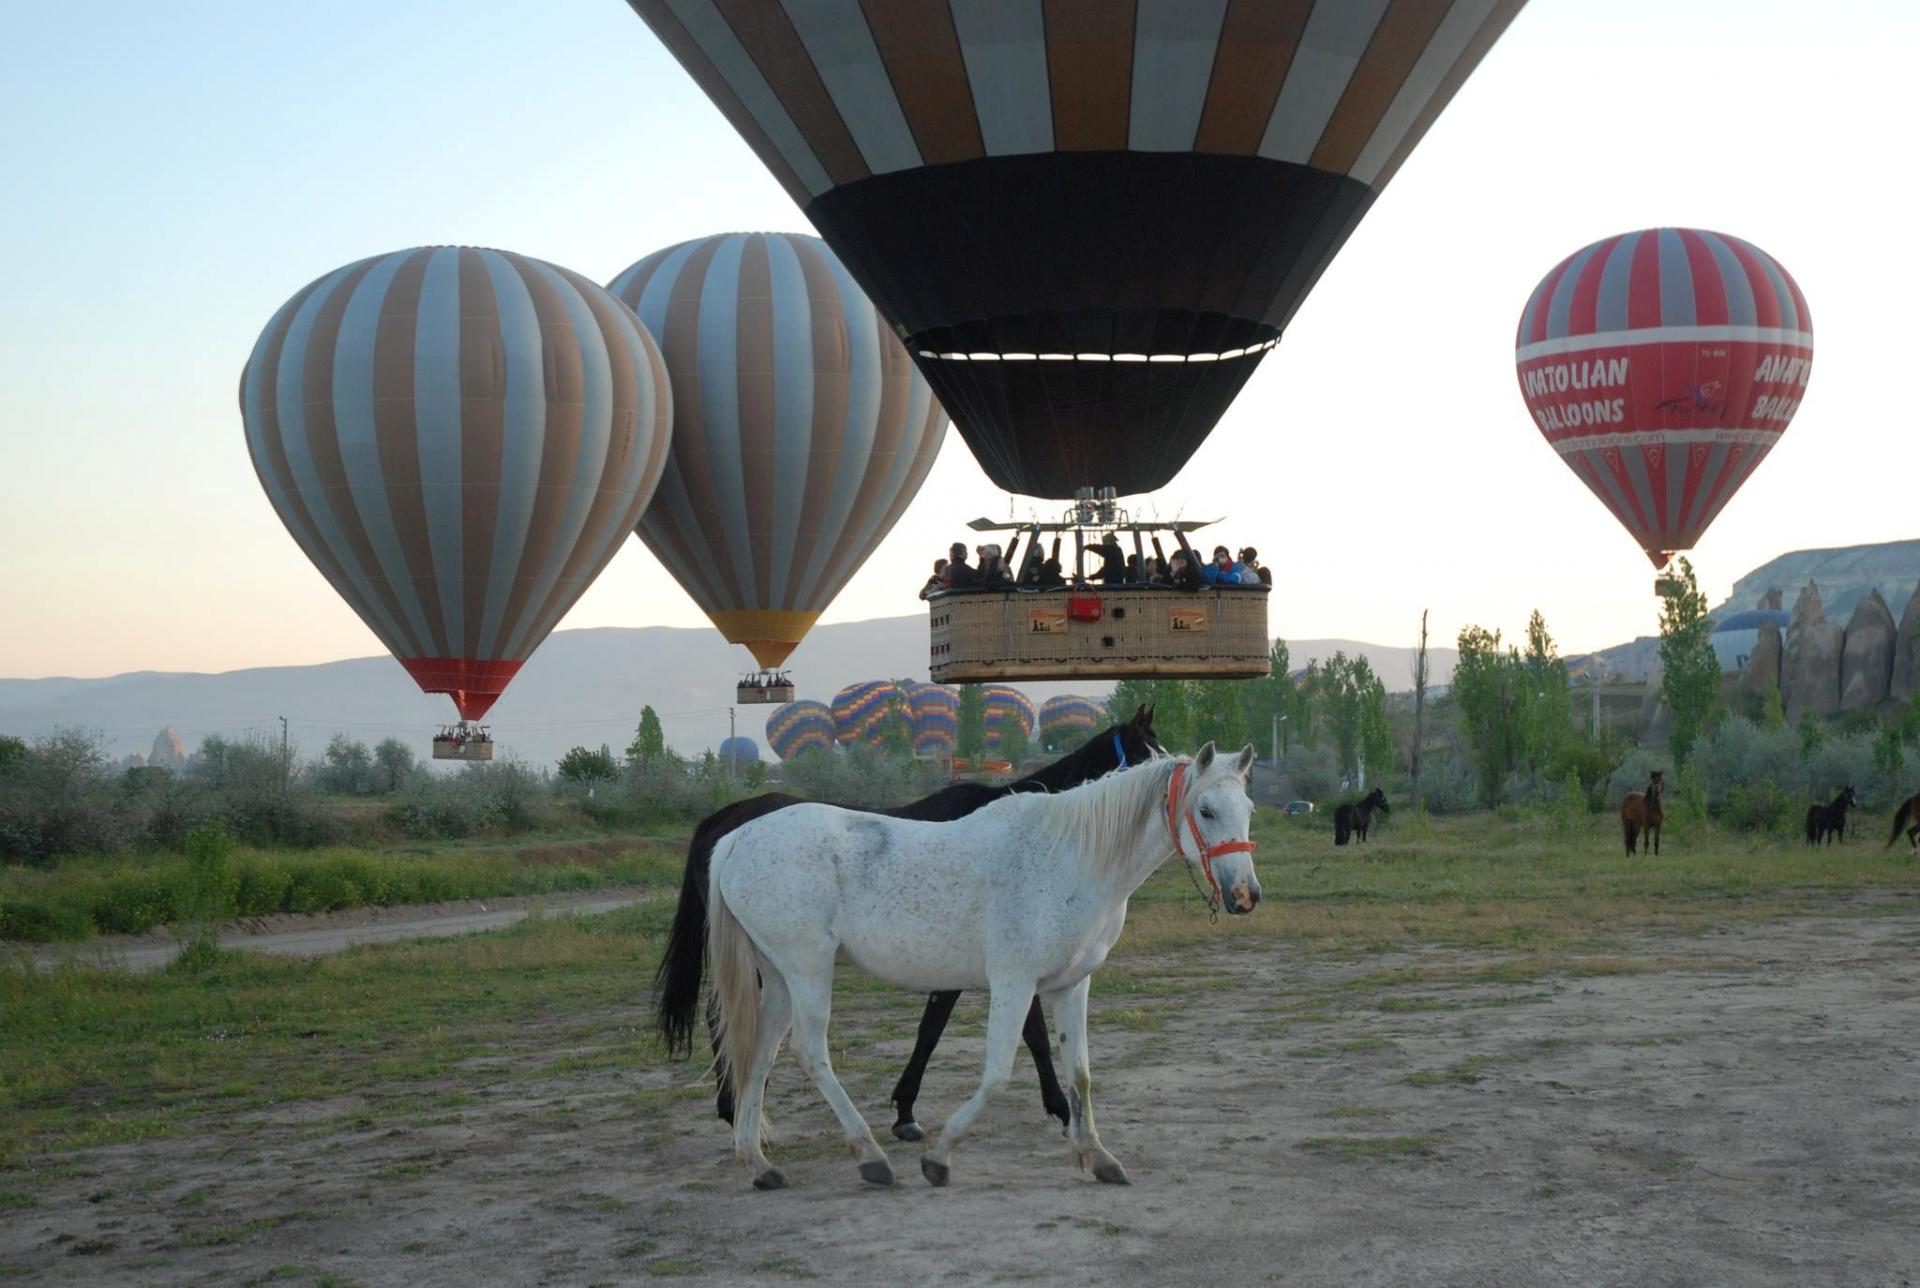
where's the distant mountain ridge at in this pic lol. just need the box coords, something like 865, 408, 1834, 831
0, 622, 1456, 771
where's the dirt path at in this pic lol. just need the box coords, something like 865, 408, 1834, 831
27, 887, 653, 973
7, 899, 1920, 1286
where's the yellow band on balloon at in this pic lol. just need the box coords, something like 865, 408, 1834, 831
707, 609, 822, 669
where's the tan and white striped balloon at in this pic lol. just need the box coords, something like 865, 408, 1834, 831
240, 246, 673, 720
608, 232, 946, 669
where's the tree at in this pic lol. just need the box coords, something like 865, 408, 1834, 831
1872, 725, 1906, 799
1189, 680, 1249, 753
1516, 610, 1573, 790
558, 745, 619, 786
1240, 639, 1294, 759
317, 734, 374, 795
626, 706, 669, 768
956, 684, 986, 761
1316, 653, 1389, 782
1410, 611, 1430, 810
997, 715, 1030, 766
880, 692, 915, 761
1452, 624, 1518, 805
1657, 558, 1721, 768
0, 735, 26, 779
372, 738, 419, 793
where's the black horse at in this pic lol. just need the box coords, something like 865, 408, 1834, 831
1888, 790, 1920, 851
654, 704, 1166, 1141
1805, 786, 1858, 846
1334, 788, 1389, 845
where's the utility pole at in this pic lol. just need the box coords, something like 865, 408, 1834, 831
727, 706, 736, 779
278, 715, 290, 794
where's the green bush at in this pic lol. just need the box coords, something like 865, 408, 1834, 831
1719, 781, 1798, 834
93, 871, 177, 934
0, 895, 90, 942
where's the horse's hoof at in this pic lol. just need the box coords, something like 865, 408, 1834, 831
920, 1155, 950, 1187
891, 1120, 925, 1143
859, 1159, 894, 1187
752, 1168, 787, 1191
1092, 1160, 1131, 1186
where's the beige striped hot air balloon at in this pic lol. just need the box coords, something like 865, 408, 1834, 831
608, 232, 946, 673
240, 246, 672, 728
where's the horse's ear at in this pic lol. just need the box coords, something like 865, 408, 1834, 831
1234, 743, 1256, 780
1193, 741, 1217, 776
1130, 703, 1148, 726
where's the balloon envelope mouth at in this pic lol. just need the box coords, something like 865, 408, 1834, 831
399, 657, 523, 721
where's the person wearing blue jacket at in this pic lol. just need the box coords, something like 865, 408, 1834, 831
1200, 544, 1244, 585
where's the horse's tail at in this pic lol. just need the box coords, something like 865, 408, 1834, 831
1334, 809, 1351, 846
1890, 799, 1913, 848
653, 813, 726, 1057
1621, 806, 1639, 856
708, 874, 763, 1150
1806, 806, 1821, 845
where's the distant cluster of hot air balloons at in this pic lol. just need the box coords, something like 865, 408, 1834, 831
758, 683, 1105, 763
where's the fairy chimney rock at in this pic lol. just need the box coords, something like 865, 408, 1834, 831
1782, 582, 1843, 722
1739, 588, 1786, 694
1894, 587, 1920, 703
1840, 589, 1897, 711
149, 726, 187, 769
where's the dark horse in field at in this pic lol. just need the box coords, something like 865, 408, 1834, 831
654, 704, 1165, 1142
1805, 786, 1858, 846
1334, 788, 1389, 845
1889, 790, 1920, 851
1620, 770, 1665, 856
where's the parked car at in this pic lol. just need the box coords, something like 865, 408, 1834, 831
1283, 800, 1315, 817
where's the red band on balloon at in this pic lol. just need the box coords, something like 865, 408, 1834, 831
398, 658, 524, 721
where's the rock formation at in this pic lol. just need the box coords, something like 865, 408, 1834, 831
1739, 589, 1785, 695
149, 726, 186, 769
1895, 587, 1920, 704
1840, 590, 1896, 711
1782, 583, 1843, 723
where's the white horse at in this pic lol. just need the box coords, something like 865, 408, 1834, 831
707, 741, 1261, 1189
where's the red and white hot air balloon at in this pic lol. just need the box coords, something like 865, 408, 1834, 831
1515, 228, 1812, 570
241, 246, 672, 753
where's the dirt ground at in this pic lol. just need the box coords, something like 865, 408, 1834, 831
8, 896, 1920, 1287
26, 888, 650, 974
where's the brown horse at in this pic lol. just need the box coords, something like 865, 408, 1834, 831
1620, 770, 1665, 856
1888, 791, 1920, 852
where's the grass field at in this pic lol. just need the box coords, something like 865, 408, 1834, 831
4, 809, 1914, 1176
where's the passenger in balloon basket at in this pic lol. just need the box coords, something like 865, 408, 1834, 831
977, 544, 1014, 588
1089, 531, 1127, 585
942, 542, 978, 590
1200, 545, 1245, 585
1239, 547, 1272, 586
1167, 551, 1205, 591
919, 559, 948, 601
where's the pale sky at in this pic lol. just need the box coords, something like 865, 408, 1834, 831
2, 1, 1913, 681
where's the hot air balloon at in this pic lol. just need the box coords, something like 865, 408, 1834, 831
626, 1, 1523, 498
241, 246, 671, 758
766, 699, 836, 761
1040, 694, 1105, 750
607, 233, 947, 695
1516, 229, 1813, 573
831, 680, 912, 748
980, 685, 1037, 757
719, 735, 762, 770
905, 681, 959, 758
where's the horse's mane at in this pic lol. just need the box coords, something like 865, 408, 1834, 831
1005, 752, 1241, 877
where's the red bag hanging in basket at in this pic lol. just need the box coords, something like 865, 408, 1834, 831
1067, 593, 1104, 622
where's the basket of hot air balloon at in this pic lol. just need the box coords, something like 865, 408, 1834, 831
1516, 229, 1811, 586
608, 233, 947, 697
1040, 695, 1105, 751
766, 701, 835, 763
980, 686, 1036, 760
904, 682, 958, 759
240, 247, 672, 760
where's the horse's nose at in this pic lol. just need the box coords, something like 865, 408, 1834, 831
1228, 882, 1259, 914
